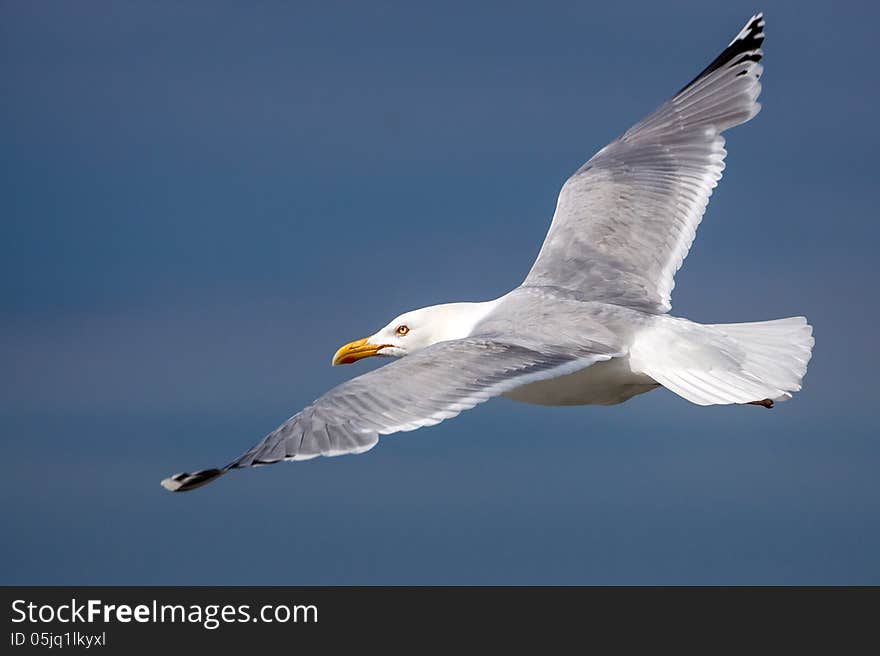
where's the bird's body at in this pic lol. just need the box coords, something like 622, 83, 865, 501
163, 13, 814, 492
503, 356, 658, 406
456, 292, 655, 407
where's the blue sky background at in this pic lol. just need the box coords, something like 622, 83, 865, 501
2, 1, 878, 584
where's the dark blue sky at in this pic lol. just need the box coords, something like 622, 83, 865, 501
2, 1, 878, 583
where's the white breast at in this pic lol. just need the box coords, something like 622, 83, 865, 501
502, 356, 659, 406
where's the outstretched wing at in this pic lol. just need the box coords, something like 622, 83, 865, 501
161, 338, 615, 491
524, 13, 765, 313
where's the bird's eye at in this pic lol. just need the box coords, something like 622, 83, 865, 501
395, 324, 410, 336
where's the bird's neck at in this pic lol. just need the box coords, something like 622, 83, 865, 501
428, 298, 503, 342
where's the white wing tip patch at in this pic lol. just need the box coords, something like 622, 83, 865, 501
160, 476, 183, 492
729, 13, 765, 46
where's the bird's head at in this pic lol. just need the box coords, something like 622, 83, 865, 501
331, 301, 494, 366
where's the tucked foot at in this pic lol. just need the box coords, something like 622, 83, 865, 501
748, 398, 774, 408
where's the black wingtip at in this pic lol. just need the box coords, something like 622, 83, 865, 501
161, 468, 226, 492
676, 13, 765, 96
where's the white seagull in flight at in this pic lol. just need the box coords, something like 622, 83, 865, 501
163, 13, 813, 492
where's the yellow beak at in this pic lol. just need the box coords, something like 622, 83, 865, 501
332, 337, 388, 366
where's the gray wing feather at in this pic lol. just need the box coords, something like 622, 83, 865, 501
524, 13, 765, 313
161, 338, 615, 491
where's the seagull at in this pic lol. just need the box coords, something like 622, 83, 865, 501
163, 13, 813, 492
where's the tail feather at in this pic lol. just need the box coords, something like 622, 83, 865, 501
710, 318, 813, 399
632, 316, 814, 406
